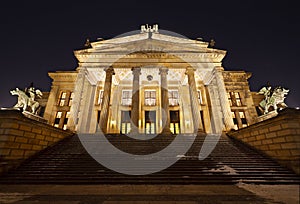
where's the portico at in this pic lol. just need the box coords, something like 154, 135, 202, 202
44, 25, 258, 135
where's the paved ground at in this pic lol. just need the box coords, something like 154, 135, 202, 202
0, 184, 298, 204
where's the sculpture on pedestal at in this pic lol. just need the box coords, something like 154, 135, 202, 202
10, 85, 43, 115
258, 86, 289, 114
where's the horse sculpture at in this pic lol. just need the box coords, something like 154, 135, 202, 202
258, 86, 289, 114
10, 87, 42, 115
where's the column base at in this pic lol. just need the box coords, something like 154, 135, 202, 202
196, 129, 206, 136
161, 128, 173, 136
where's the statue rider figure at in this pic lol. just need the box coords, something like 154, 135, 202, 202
264, 85, 272, 105
10, 82, 43, 115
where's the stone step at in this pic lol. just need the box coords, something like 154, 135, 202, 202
0, 134, 299, 185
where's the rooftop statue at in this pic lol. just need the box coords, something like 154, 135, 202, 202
140, 24, 159, 33
10, 85, 43, 115
258, 85, 289, 114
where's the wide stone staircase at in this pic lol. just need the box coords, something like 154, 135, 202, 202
0, 133, 299, 184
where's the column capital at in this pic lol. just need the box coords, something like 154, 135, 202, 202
104, 66, 115, 75
131, 67, 141, 75
213, 66, 224, 73
185, 66, 196, 75
159, 67, 168, 75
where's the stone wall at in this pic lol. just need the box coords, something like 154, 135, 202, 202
0, 110, 74, 175
227, 108, 300, 174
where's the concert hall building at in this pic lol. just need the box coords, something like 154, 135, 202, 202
42, 25, 262, 135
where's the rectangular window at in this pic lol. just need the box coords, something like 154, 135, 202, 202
197, 90, 203, 105
122, 90, 132, 106
227, 92, 233, 106
63, 111, 70, 130
168, 90, 179, 106
228, 92, 242, 107
231, 111, 238, 130
97, 90, 104, 105
58, 92, 67, 106
54, 111, 62, 127
235, 92, 242, 106
68, 92, 74, 106
239, 111, 247, 127
145, 90, 156, 106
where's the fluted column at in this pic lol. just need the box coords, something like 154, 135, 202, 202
159, 68, 171, 134
130, 67, 141, 134
186, 66, 204, 134
67, 67, 86, 131
99, 66, 115, 133
213, 66, 234, 131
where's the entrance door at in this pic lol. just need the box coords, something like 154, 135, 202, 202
120, 111, 131, 134
145, 111, 156, 134
170, 110, 180, 134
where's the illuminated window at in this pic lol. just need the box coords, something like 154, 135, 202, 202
68, 92, 74, 106
228, 92, 242, 107
197, 90, 203, 105
235, 92, 242, 106
54, 111, 62, 127
239, 111, 247, 127
145, 90, 156, 106
231, 111, 238, 130
227, 93, 233, 106
168, 90, 179, 106
97, 90, 104, 105
122, 90, 132, 106
58, 92, 67, 106
63, 111, 70, 130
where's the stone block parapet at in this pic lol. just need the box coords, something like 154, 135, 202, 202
0, 110, 74, 175
228, 108, 300, 174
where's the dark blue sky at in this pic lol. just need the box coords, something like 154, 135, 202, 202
0, 1, 299, 107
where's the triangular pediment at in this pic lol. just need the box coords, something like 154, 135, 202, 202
74, 30, 227, 72
75, 32, 225, 55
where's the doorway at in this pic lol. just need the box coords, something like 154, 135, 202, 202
120, 111, 131, 134
170, 110, 180, 134
145, 111, 156, 134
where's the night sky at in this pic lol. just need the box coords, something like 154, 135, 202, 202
0, 1, 299, 108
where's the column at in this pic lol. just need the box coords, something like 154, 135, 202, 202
213, 66, 234, 131
99, 66, 115, 134
130, 67, 141, 134
159, 67, 171, 134
86, 85, 97, 132
185, 66, 204, 134
43, 84, 59, 124
67, 67, 86, 131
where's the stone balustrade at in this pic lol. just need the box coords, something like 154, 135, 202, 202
227, 108, 300, 174
0, 110, 74, 175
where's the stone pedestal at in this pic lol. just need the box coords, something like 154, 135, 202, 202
257, 110, 278, 122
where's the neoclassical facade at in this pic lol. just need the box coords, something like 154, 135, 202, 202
43, 25, 258, 134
